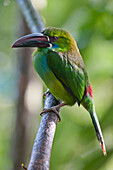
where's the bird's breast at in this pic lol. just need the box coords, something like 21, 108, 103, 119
32, 49, 76, 105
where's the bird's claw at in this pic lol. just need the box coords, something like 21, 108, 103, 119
43, 90, 51, 99
40, 107, 61, 122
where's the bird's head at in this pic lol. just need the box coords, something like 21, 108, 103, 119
12, 27, 76, 53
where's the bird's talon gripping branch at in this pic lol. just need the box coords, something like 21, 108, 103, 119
43, 90, 51, 99
40, 109, 45, 116
40, 107, 61, 122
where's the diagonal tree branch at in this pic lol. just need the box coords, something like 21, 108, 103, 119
16, 0, 45, 33
28, 93, 60, 170
15, 0, 60, 169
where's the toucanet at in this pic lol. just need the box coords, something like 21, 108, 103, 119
12, 27, 106, 155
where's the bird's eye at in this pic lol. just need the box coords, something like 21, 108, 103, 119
50, 36, 58, 42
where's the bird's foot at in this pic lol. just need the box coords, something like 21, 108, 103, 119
40, 103, 66, 122
43, 90, 51, 100
40, 107, 61, 122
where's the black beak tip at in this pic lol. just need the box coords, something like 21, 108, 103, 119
12, 44, 14, 48
12, 41, 18, 48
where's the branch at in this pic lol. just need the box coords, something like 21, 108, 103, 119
16, 0, 45, 33
16, 0, 60, 169
28, 93, 60, 170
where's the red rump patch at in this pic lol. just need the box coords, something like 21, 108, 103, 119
85, 84, 93, 98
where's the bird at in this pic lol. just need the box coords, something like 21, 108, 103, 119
12, 27, 106, 155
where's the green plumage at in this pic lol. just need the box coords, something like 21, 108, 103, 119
33, 48, 86, 105
33, 49, 75, 105
33, 28, 88, 105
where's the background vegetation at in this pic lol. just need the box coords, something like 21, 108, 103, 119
0, 0, 113, 169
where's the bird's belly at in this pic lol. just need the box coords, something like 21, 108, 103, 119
33, 51, 76, 105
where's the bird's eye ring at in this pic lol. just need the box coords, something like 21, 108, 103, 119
50, 36, 58, 42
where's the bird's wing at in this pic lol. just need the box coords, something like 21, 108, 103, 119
47, 51, 86, 104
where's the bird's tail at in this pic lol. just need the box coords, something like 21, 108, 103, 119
82, 95, 106, 155
90, 104, 106, 155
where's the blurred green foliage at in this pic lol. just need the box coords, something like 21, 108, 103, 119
0, 0, 113, 169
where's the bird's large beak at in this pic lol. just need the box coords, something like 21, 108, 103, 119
12, 33, 52, 48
